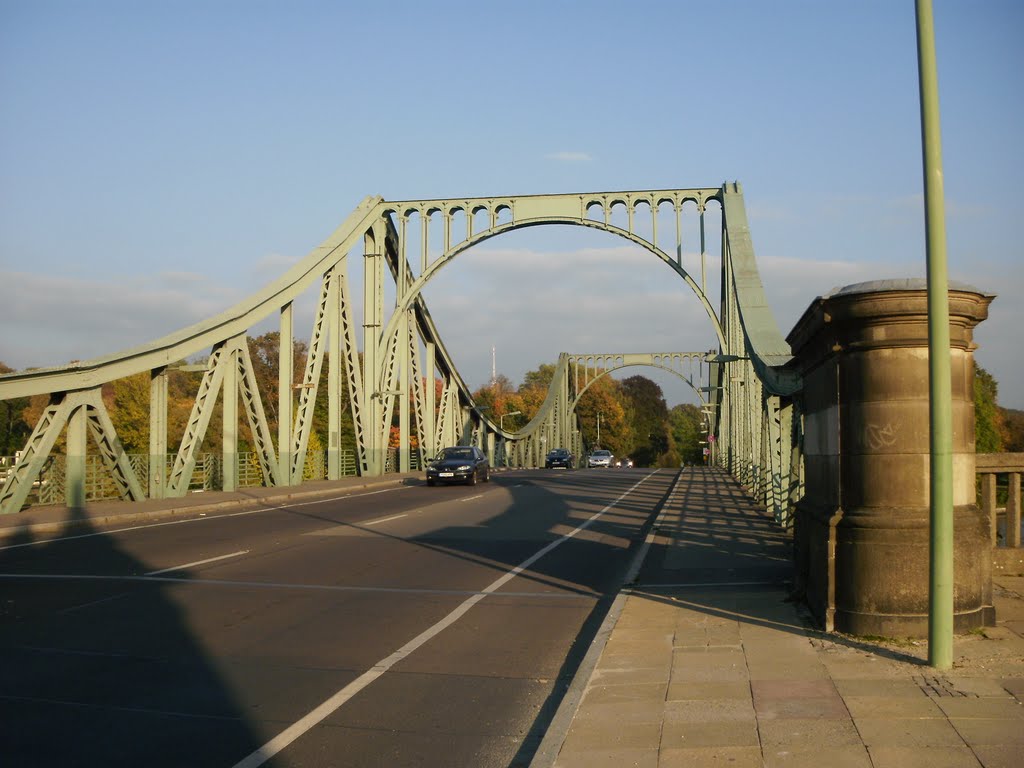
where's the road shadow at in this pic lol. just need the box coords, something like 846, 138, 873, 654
628, 466, 926, 667
0, 505, 268, 767
3, 465, 918, 768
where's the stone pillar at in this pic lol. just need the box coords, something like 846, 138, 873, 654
788, 279, 995, 637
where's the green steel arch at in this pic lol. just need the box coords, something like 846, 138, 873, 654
378, 189, 728, 355
0, 183, 802, 527
566, 352, 710, 410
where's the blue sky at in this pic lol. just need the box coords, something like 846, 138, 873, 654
1, 0, 1022, 408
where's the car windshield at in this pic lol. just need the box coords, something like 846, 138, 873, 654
592, 450, 611, 457
439, 447, 473, 460
549, 449, 569, 456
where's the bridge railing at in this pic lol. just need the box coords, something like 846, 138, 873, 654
977, 453, 1023, 574
710, 183, 802, 527
0, 449, 360, 506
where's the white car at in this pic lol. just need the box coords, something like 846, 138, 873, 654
587, 449, 613, 468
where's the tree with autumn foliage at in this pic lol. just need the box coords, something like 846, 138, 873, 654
576, 377, 631, 457
0, 361, 30, 455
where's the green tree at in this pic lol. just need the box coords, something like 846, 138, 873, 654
0, 362, 31, 455
522, 364, 556, 391
109, 372, 151, 453
668, 403, 705, 465
1000, 408, 1024, 452
974, 363, 1003, 453
620, 375, 669, 467
248, 331, 310, 444
245, 331, 357, 454
515, 365, 554, 422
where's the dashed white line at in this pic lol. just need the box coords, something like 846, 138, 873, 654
230, 470, 660, 768
144, 550, 249, 576
58, 591, 132, 615
360, 513, 408, 526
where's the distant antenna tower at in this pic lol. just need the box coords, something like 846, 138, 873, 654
491, 345, 497, 387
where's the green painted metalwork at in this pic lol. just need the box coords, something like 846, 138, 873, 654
0, 184, 803, 527
568, 353, 710, 410
149, 369, 168, 499
917, 0, 954, 670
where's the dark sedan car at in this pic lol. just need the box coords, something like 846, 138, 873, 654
425, 445, 490, 486
545, 448, 575, 469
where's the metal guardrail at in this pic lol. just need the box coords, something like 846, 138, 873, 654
0, 449, 360, 506
384, 448, 421, 474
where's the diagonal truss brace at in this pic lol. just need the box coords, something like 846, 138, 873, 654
408, 326, 426, 466
290, 269, 334, 484
336, 268, 368, 475
0, 396, 74, 514
236, 339, 279, 487
0, 389, 144, 514
85, 393, 146, 503
167, 342, 229, 497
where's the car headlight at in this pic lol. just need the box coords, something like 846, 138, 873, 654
455, 464, 471, 471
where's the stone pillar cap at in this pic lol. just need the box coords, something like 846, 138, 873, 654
825, 278, 992, 299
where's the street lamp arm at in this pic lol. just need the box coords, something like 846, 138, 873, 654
499, 410, 523, 431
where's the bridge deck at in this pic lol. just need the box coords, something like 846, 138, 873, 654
3, 467, 1022, 768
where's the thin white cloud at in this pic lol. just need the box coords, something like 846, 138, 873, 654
545, 151, 593, 162
2, 246, 1020, 410
0, 271, 246, 370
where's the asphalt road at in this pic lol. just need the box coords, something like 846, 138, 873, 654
0, 467, 677, 768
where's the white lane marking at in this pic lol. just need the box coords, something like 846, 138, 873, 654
460, 494, 484, 502
58, 591, 132, 615
0, 572, 601, 600
144, 550, 249, 576
360, 513, 407, 526
230, 470, 660, 768
0, 486, 409, 551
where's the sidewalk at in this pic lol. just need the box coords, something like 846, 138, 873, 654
545, 466, 1024, 768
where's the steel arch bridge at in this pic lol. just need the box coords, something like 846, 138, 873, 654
0, 183, 803, 524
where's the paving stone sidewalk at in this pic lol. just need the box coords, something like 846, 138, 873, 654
548, 467, 1024, 768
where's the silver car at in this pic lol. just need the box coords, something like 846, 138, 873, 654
587, 449, 614, 468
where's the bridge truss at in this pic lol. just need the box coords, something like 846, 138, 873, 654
0, 183, 803, 524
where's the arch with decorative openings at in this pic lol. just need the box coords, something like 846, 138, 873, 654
0, 184, 800, 526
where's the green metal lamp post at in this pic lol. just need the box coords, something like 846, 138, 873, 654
916, 0, 953, 670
